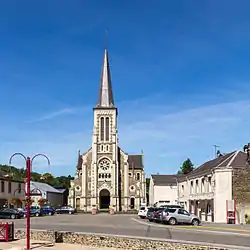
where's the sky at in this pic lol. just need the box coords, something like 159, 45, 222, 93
1, 0, 250, 177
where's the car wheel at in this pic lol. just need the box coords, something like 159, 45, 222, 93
168, 217, 177, 225
35, 213, 39, 217
140, 216, 145, 219
192, 219, 199, 226
48, 212, 52, 216
69, 211, 72, 214
10, 214, 16, 219
148, 219, 153, 222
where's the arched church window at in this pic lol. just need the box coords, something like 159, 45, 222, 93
137, 173, 140, 181
102, 174, 105, 178
105, 117, 110, 141
105, 174, 107, 178
108, 173, 111, 178
99, 174, 101, 178
100, 117, 104, 141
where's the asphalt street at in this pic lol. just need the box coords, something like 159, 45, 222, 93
7, 214, 250, 248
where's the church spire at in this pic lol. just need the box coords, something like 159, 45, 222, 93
97, 49, 115, 108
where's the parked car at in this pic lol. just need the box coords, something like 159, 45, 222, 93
152, 207, 165, 222
42, 206, 55, 216
23, 206, 44, 217
159, 204, 183, 209
55, 206, 76, 214
161, 207, 200, 226
147, 207, 158, 222
138, 206, 148, 219
0, 208, 23, 219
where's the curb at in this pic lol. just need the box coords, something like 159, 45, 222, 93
15, 228, 250, 250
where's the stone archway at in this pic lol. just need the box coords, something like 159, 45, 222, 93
99, 189, 110, 209
76, 198, 80, 211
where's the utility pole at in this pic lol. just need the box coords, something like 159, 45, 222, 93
213, 145, 220, 158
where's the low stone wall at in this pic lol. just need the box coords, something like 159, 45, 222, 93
15, 229, 234, 250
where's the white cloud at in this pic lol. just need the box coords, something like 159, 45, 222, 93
1, 96, 250, 176
26, 108, 75, 123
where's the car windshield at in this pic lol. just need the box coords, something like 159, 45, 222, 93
165, 208, 177, 213
147, 207, 154, 212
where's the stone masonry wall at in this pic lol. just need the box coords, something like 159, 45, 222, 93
15, 229, 235, 250
232, 167, 250, 205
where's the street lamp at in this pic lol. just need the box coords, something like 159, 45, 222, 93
243, 143, 250, 164
9, 153, 50, 250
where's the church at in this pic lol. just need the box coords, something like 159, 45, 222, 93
68, 49, 147, 212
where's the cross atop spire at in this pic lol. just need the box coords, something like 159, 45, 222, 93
97, 49, 115, 108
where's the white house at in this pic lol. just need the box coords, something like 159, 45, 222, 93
150, 150, 250, 224
30, 181, 64, 207
149, 175, 179, 206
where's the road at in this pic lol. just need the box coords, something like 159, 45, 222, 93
9, 214, 250, 248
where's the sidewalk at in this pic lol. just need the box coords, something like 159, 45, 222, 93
0, 239, 121, 250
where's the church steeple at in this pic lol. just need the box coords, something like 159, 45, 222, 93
97, 49, 115, 108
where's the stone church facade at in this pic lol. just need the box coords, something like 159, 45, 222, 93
68, 49, 146, 212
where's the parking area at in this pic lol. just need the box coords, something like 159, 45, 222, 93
2, 213, 250, 247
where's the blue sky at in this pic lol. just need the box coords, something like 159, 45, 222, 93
1, 0, 250, 177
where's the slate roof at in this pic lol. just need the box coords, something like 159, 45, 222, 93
128, 155, 144, 169
30, 181, 61, 194
77, 151, 83, 170
186, 150, 247, 179
152, 175, 179, 186
152, 150, 248, 185
96, 49, 115, 108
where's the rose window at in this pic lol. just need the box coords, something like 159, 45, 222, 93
99, 159, 110, 171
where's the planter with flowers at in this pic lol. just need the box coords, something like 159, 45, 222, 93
109, 205, 115, 215
92, 205, 98, 215
38, 198, 47, 207
24, 197, 34, 206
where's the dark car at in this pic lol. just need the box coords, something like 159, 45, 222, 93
42, 206, 55, 216
23, 206, 44, 217
159, 205, 183, 209
152, 207, 165, 222
0, 208, 23, 219
55, 206, 76, 215
147, 207, 158, 222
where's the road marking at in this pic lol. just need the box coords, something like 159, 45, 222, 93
132, 218, 250, 236
176, 225, 250, 233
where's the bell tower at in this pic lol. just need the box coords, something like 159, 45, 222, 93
91, 49, 119, 209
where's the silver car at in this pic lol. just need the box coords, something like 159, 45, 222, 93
161, 207, 200, 226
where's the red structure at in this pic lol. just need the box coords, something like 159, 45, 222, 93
226, 199, 236, 224
9, 153, 50, 250
0, 222, 14, 242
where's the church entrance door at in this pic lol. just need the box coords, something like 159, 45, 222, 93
99, 189, 110, 209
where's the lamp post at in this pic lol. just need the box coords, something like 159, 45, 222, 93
9, 153, 50, 250
243, 143, 250, 165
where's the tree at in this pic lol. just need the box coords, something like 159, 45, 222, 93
8, 197, 22, 207
178, 158, 194, 174
0, 164, 73, 189
38, 198, 47, 206
146, 178, 150, 194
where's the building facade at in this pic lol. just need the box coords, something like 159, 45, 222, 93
30, 181, 64, 207
150, 150, 250, 223
149, 175, 178, 206
68, 49, 146, 212
0, 177, 25, 208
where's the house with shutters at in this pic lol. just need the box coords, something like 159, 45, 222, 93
150, 150, 250, 223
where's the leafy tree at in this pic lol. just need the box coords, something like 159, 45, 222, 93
146, 178, 150, 194
177, 158, 194, 174
0, 164, 73, 189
